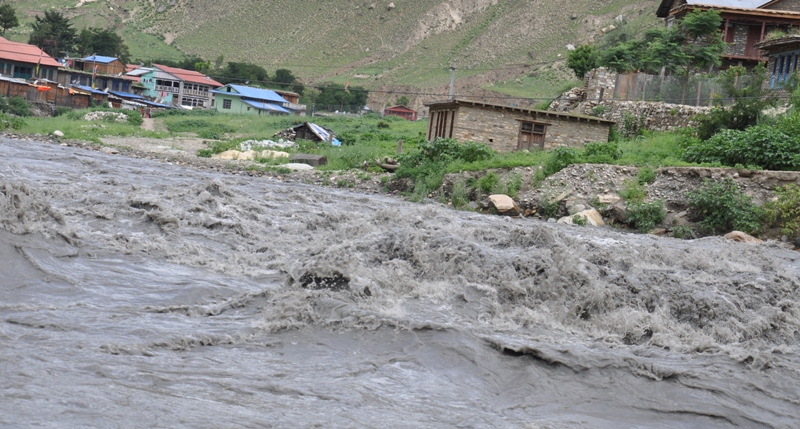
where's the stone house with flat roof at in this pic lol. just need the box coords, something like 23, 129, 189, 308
424, 99, 614, 152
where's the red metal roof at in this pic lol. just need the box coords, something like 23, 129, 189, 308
385, 105, 416, 113
153, 63, 222, 87
0, 37, 61, 68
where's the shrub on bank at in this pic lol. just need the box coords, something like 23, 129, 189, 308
686, 178, 762, 235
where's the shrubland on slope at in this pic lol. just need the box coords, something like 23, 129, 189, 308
7, 0, 659, 103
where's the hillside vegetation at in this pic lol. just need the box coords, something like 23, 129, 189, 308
5, 0, 660, 102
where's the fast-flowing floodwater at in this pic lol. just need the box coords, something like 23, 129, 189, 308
1, 137, 799, 428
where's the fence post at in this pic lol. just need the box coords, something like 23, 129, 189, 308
696, 81, 702, 106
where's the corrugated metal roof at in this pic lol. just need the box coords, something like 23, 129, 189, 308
125, 67, 152, 77
0, 37, 61, 68
109, 91, 144, 99
217, 84, 288, 104
292, 122, 341, 146
152, 64, 223, 87
73, 85, 107, 95
82, 55, 118, 64
242, 99, 291, 113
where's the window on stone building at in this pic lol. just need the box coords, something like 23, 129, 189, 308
517, 121, 546, 151
223, 99, 232, 109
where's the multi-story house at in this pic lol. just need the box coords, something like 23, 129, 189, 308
657, 0, 800, 68
134, 64, 222, 108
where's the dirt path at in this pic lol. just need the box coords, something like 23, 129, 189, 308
141, 118, 156, 132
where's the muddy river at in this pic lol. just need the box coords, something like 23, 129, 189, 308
1, 137, 799, 428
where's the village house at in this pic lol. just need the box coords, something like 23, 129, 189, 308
58, 55, 136, 93
657, 0, 800, 68
424, 99, 614, 152
272, 89, 307, 115
0, 37, 60, 81
133, 64, 222, 108
383, 105, 417, 121
212, 84, 292, 115
755, 34, 800, 89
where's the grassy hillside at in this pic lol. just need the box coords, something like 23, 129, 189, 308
5, 0, 660, 101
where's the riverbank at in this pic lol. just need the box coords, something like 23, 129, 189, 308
9, 132, 800, 247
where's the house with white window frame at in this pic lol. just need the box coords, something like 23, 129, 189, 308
132, 64, 222, 108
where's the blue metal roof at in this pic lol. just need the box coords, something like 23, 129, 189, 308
74, 85, 107, 95
82, 55, 118, 64
109, 91, 144, 99
212, 84, 288, 104
242, 100, 291, 114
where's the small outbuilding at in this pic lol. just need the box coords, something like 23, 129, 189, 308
274, 122, 341, 146
383, 105, 417, 121
424, 99, 615, 152
755, 35, 800, 90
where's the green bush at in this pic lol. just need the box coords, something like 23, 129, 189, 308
671, 225, 693, 239
763, 184, 800, 237
620, 179, 646, 203
590, 105, 607, 116
538, 198, 561, 219
625, 200, 666, 232
477, 172, 499, 193
5, 96, 31, 117
54, 106, 72, 117
686, 178, 763, 235
683, 126, 800, 171
637, 167, 656, 184
543, 147, 580, 177
0, 112, 24, 130
168, 119, 235, 139
584, 141, 622, 163
572, 214, 588, 226
450, 180, 471, 209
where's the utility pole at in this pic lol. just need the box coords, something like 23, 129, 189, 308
448, 66, 456, 100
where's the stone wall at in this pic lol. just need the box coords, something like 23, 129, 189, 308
762, 0, 800, 10
572, 100, 711, 132
730, 24, 749, 57
583, 67, 617, 102
450, 105, 610, 152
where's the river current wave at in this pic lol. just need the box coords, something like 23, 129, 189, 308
1, 138, 799, 428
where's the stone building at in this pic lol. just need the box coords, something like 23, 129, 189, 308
424, 99, 614, 152
755, 34, 800, 91
657, 0, 800, 69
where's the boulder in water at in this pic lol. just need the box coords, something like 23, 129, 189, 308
558, 209, 605, 226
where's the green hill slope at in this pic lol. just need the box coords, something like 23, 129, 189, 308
5, 0, 660, 102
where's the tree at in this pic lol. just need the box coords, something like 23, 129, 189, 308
395, 95, 410, 106
566, 45, 597, 79
315, 83, 368, 111
0, 3, 19, 35
665, 9, 726, 103
76, 27, 131, 64
694, 64, 776, 140
273, 68, 304, 94
217, 62, 269, 85
29, 11, 77, 57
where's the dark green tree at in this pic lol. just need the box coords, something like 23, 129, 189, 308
218, 62, 269, 85
0, 3, 19, 35
272, 68, 304, 94
315, 83, 368, 111
29, 11, 77, 57
395, 95, 410, 106
566, 44, 597, 79
668, 9, 727, 103
76, 27, 131, 64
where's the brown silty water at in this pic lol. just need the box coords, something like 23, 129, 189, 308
1, 137, 799, 428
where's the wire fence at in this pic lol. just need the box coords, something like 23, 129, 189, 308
609, 73, 757, 106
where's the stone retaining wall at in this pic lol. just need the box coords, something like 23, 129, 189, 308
573, 100, 711, 133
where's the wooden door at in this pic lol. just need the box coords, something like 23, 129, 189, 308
745, 25, 762, 58
517, 122, 546, 151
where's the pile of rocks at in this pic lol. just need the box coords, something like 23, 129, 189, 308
239, 139, 296, 151
548, 87, 586, 112
83, 111, 129, 123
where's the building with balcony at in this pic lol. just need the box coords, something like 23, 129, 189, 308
133, 64, 222, 108
657, 0, 800, 69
